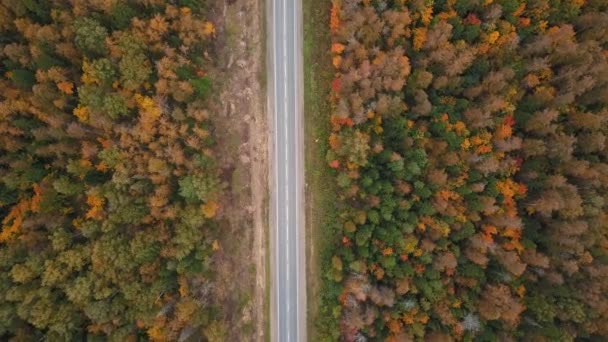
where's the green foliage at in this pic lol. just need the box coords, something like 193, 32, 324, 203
178, 0, 208, 12
116, 33, 145, 55
98, 147, 122, 168
178, 174, 220, 203
0, 2, 225, 340
336, 172, 351, 188
104, 188, 148, 224
119, 53, 151, 90
73, 18, 108, 56
109, 2, 137, 30
204, 320, 227, 342
20, 0, 51, 23
10, 69, 35, 89
322, 0, 608, 338
176, 65, 196, 80
191, 76, 212, 97
102, 93, 129, 119
35, 53, 64, 70
87, 58, 116, 86
77, 84, 104, 109
526, 295, 556, 324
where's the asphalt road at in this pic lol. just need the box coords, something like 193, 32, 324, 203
268, 0, 305, 341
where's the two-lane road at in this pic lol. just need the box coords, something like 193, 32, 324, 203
268, 0, 305, 341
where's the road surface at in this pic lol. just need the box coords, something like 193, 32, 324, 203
267, 0, 305, 341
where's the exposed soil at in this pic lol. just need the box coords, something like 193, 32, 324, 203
207, 0, 267, 340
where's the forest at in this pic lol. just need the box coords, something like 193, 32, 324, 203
0, 0, 232, 340
322, 0, 608, 340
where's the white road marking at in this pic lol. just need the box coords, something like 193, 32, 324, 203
282, 0, 291, 341
271, 0, 303, 340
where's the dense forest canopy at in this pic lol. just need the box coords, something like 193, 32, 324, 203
0, 0, 227, 340
323, 0, 608, 340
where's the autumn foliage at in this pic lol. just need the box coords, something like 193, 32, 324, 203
323, 0, 608, 340
0, 1, 224, 340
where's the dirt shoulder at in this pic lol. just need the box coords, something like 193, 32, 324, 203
209, 0, 267, 340
303, 0, 340, 340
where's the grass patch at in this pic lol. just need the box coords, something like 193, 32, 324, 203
224, 5, 241, 51
303, 0, 342, 340
259, 1, 270, 341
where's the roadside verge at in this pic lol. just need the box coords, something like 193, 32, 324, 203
303, 0, 341, 340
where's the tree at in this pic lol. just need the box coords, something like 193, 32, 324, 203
73, 18, 108, 56
0, 1, 225, 339
203, 320, 228, 342
478, 284, 525, 327
119, 52, 151, 91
